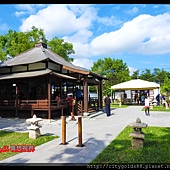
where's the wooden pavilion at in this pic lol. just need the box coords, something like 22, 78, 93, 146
0, 38, 107, 119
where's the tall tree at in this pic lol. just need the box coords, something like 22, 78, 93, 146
0, 26, 46, 60
131, 70, 139, 79
48, 37, 75, 62
152, 68, 170, 86
161, 76, 170, 97
0, 26, 75, 62
0, 35, 7, 60
91, 57, 131, 95
138, 69, 154, 82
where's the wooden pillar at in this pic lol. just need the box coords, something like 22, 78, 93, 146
15, 84, 18, 117
99, 82, 103, 109
83, 77, 88, 113
48, 76, 51, 119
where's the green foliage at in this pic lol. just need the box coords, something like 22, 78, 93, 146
0, 26, 74, 62
139, 69, 154, 82
142, 105, 170, 111
160, 76, 170, 96
91, 57, 131, 96
89, 86, 98, 93
131, 68, 170, 86
131, 68, 170, 98
130, 70, 139, 79
47, 37, 75, 62
0, 130, 59, 161
0, 26, 46, 60
89, 126, 170, 163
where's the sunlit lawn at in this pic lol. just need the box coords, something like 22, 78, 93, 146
89, 126, 170, 164
147, 105, 170, 112
110, 103, 129, 108
0, 130, 59, 161
111, 103, 170, 112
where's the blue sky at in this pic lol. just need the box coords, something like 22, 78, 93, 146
0, 4, 170, 75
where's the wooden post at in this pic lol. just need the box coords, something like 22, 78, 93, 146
47, 75, 51, 119
83, 76, 88, 113
60, 116, 68, 145
76, 116, 85, 147
99, 82, 103, 110
15, 85, 18, 117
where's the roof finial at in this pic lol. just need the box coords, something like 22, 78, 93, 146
35, 35, 47, 48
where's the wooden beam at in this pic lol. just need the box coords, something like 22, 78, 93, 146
86, 79, 100, 84
63, 65, 89, 75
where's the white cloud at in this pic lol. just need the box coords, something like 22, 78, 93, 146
19, 4, 97, 40
15, 4, 36, 15
125, 6, 139, 15
90, 13, 170, 56
17, 5, 170, 69
64, 29, 92, 44
72, 58, 94, 70
15, 11, 25, 17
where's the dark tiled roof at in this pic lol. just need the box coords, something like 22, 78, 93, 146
0, 44, 89, 73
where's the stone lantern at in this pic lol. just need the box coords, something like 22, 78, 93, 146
26, 114, 43, 139
128, 117, 148, 149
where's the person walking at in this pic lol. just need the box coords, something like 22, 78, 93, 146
104, 94, 111, 117
66, 94, 76, 121
156, 94, 160, 106
144, 96, 150, 116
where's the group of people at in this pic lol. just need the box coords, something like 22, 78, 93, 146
55, 90, 168, 119
134, 93, 146, 105
156, 94, 167, 106
55, 87, 83, 121
144, 93, 169, 115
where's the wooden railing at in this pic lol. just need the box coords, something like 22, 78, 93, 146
0, 99, 69, 117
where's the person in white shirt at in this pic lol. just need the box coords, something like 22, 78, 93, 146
144, 96, 150, 115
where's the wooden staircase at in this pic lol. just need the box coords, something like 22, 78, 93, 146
75, 100, 98, 116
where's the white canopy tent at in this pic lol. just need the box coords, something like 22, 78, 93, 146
111, 79, 160, 90
110, 79, 160, 103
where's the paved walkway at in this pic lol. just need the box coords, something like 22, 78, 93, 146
0, 106, 169, 165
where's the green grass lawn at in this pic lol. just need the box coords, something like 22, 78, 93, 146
111, 103, 170, 112
147, 105, 170, 112
0, 130, 59, 161
110, 103, 129, 108
89, 126, 170, 164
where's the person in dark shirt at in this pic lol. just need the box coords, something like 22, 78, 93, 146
75, 87, 83, 101
104, 94, 111, 117
156, 94, 160, 106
